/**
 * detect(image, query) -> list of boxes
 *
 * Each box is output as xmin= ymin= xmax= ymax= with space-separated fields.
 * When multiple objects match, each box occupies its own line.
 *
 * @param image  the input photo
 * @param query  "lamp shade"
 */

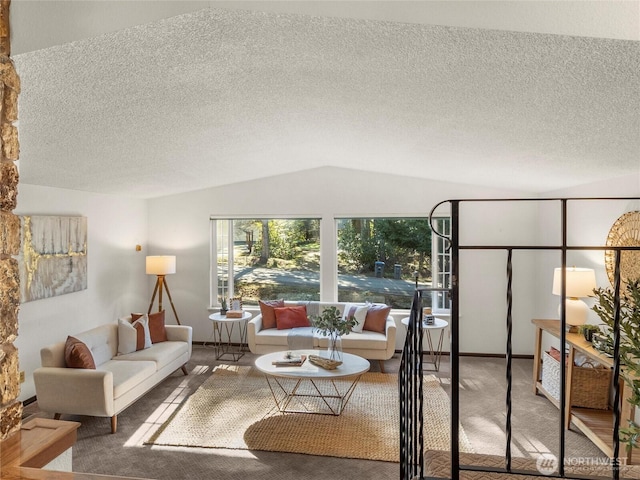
xmin=552 ymin=267 xmax=596 ymax=298
xmin=146 ymin=255 xmax=176 ymax=275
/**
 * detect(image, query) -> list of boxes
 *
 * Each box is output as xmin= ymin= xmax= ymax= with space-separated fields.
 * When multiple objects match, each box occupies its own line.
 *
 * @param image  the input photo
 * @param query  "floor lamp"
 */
xmin=146 ymin=255 xmax=181 ymax=325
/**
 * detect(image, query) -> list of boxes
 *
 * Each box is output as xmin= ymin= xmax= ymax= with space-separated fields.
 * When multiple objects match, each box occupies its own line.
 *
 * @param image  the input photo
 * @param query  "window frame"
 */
xmin=209 ymin=215 xmax=322 ymax=308
xmin=430 ymin=216 xmax=451 ymax=313
xmin=210 ymin=214 xmax=451 ymax=311
xmin=333 ymin=215 xmax=451 ymax=311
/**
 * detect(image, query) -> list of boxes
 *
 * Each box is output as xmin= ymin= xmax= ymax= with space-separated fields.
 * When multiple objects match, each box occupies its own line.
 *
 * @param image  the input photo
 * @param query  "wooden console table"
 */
xmin=532 ymin=319 xmax=636 ymax=463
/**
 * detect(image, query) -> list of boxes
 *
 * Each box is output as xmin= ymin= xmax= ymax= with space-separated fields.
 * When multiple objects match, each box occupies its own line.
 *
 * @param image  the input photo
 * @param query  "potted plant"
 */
xmin=592 ymin=278 xmax=640 ymax=450
xmin=219 ymin=297 xmax=228 ymax=315
xmin=310 ymin=306 xmax=357 ymax=362
xmin=578 ymin=324 xmax=600 ymax=343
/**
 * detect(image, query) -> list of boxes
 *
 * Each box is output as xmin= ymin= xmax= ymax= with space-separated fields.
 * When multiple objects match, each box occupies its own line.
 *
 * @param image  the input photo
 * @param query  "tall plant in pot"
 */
xmin=592 ymin=278 xmax=640 ymax=450
xmin=311 ymin=306 xmax=356 ymax=362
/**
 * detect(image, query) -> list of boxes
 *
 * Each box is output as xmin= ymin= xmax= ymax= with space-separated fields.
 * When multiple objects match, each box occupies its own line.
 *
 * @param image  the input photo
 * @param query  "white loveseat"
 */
xmin=34 ymin=318 xmax=192 ymax=433
xmin=247 ymin=301 xmax=396 ymax=372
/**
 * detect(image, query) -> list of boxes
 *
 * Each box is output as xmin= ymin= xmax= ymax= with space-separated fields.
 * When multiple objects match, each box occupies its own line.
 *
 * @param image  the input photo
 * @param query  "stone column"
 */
xmin=0 ymin=0 xmax=22 ymax=440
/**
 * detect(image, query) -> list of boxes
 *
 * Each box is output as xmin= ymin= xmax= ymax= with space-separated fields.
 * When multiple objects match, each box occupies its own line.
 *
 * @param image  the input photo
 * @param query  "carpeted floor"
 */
xmin=145 ymin=365 xmax=472 ymax=461
xmin=23 ymin=347 xmax=607 ymax=480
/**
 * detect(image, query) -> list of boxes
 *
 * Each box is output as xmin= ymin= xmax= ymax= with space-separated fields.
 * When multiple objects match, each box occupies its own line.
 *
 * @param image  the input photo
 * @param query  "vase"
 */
xmin=327 ymin=334 xmax=343 ymax=362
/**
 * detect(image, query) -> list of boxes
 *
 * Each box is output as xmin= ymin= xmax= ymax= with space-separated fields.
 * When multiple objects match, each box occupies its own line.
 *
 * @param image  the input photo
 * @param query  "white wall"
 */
xmin=15 ymin=184 xmax=148 ymax=400
xmin=147 ymin=166 xmax=539 ymax=355
xmin=535 ymin=174 xmax=640 ymax=352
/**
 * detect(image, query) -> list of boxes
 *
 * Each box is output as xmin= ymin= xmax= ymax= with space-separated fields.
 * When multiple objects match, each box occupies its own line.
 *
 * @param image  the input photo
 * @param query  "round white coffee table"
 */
xmin=401 ymin=316 xmax=448 ymax=372
xmin=207 ymin=311 xmax=252 ymax=361
xmin=255 ymin=350 xmax=370 ymax=415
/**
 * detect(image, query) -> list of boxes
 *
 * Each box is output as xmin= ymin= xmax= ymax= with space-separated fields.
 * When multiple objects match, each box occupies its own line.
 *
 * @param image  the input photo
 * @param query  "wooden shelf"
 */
xmin=532 ymin=319 xmax=637 ymax=464
xmin=571 ymin=408 xmax=617 ymax=458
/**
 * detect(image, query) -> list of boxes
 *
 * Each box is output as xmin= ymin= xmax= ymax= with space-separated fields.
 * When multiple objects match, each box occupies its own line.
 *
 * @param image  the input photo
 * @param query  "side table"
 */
xmin=207 ymin=311 xmax=252 ymax=361
xmin=401 ymin=316 xmax=448 ymax=372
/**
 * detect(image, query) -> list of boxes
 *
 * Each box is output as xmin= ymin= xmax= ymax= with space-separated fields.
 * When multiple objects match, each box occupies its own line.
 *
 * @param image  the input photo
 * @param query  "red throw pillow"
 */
xmin=274 ymin=305 xmax=310 ymax=330
xmin=259 ymin=299 xmax=285 ymax=329
xmin=132 ymin=311 xmax=167 ymax=343
xmin=548 ymin=346 xmax=568 ymax=365
xmin=64 ymin=336 xmax=96 ymax=369
xmin=363 ymin=304 xmax=391 ymax=334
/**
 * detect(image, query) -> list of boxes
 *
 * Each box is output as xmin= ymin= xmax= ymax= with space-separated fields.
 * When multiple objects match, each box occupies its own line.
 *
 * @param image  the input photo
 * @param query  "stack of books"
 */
xmin=272 ymin=353 xmax=307 ymax=367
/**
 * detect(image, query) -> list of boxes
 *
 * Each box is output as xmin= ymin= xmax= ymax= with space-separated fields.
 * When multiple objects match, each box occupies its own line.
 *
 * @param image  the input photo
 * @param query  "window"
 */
xmin=431 ymin=217 xmax=451 ymax=312
xmin=211 ymin=218 xmax=321 ymax=306
xmin=211 ymin=216 xmax=451 ymax=311
xmin=336 ymin=217 xmax=442 ymax=309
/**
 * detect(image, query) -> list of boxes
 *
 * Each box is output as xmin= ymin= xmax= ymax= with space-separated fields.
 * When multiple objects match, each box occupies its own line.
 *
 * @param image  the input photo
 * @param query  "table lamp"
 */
xmin=146 ymin=255 xmax=181 ymax=325
xmin=552 ymin=267 xmax=596 ymax=330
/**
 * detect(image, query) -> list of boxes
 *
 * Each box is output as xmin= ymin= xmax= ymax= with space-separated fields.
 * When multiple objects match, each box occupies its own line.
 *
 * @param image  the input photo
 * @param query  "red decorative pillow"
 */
xmin=274 ymin=306 xmax=310 ymax=330
xmin=259 ymin=299 xmax=285 ymax=329
xmin=548 ymin=346 xmax=568 ymax=365
xmin=133 ymin=311 xmax=167 ymax=343
xmin=64 ymin=336 xmax=96 ymax=369
xmin=363 ymin=304 xmax=391 ymax=334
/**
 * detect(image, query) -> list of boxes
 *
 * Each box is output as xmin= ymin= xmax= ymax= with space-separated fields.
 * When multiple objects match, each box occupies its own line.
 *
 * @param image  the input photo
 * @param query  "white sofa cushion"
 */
xmin=342 ymin=303 xmax=369 ymax=333
xmin=114 ymin=341 xmax=189 ymax=370
xmin=118 ymin=318 xmax=137 ymax=355
xmin=75 ymin=324 xmax=118 ymax=367
xmin=254 ymin=327 xmax=297 ymax=347
xmin=98 ymin=359 xmax=156 ymax=399
xmin=315 ymin=329 xmax=388 ymax=351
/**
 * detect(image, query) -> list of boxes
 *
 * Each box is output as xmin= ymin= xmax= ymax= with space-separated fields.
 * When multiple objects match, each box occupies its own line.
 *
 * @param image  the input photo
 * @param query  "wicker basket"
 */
xmin=541 ymin=351 xmax=612 ymax=410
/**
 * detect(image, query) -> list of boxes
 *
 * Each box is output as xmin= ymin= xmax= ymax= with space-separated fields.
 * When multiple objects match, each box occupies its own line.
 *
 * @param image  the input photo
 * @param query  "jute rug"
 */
xmin=145 ymin=364 xmax=474 ymax=462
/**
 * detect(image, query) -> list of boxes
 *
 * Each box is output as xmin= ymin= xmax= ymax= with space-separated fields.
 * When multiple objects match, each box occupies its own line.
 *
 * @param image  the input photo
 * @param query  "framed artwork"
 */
xmin=231 ymin=297 xmax=242 ymax=311
xmin=18 ymin=215 xmax=88 ymax=302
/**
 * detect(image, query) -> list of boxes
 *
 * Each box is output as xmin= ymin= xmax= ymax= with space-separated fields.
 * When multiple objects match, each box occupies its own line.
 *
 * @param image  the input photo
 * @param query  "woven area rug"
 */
xmin=145 ymin=364 xmax=473 ymax=462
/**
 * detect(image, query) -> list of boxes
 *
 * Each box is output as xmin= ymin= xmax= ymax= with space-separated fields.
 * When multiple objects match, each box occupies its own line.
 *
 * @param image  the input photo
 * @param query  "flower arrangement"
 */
xmin=310 ymin=306 xmax=356 ymax=337
xmin=310 ymin=306 xmax=356 ymax=361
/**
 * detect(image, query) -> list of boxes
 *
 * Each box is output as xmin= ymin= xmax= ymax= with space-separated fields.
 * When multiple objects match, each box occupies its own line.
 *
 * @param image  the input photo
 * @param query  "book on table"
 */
xmin=272 ymin=354 xmax=307 ymax=366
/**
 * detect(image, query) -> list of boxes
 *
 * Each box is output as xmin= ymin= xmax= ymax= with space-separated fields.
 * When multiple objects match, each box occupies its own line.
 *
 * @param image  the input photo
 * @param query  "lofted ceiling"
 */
xmin=11 ymin=1 xmax=640 ymax=199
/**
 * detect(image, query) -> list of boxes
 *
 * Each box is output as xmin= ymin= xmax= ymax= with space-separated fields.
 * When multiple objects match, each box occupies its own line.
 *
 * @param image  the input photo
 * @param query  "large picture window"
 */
xmin=211 ymin=218 xmax=321 ymax=306
xmin=336 ymin=217 xmax=442 ymax=309
xmin=211 ymin=216 xmax=450 ymax=311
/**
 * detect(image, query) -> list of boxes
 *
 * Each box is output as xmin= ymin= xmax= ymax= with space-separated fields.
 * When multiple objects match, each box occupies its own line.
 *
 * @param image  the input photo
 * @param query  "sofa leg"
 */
xmin=378 ymin=360 xmax=385 ymax=373
xmin=54 ymin=413 xmax=61 ymax=420
xmin=111 ymin=415 xmax=117 ymax=434
xmin=181 ymin=365 xmax=188 ymax=375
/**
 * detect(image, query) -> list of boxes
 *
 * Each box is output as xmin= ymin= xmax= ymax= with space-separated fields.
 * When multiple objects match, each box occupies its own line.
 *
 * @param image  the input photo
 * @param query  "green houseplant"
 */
xmin=578 ymin=324 xmax=600 ymax=343
xmin=592 ymin=278 xmax=640 ymax=449
xmin=219 ymin=297 xmax=228 ymax=315
xmin=310 ymin=306 xmax=357 ymax=361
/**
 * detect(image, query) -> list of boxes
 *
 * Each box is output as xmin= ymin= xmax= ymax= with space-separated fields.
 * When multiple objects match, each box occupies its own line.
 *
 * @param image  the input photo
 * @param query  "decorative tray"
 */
xmin=308 ymin=355 xmax=342 ymax=370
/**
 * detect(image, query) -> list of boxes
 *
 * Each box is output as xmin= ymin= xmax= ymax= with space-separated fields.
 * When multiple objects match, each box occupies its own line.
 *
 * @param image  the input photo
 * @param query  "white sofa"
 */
xmin=247 ymin=301 xmax=396 ymax=372
xmin=34 ymin=319 xmax=192 ymax=433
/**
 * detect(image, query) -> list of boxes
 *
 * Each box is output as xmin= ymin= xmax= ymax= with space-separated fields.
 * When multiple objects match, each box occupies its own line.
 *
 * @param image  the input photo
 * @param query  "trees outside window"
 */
xmin=336 ymin=218 xmax=435 ymax=309
xmin=212 ymin=218 xmax=321 ymax=306
xmin=211 ymin=216 xmax=450 ymax=311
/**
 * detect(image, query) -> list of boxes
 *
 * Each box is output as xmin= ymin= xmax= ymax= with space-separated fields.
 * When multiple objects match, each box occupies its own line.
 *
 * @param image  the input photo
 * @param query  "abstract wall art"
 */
xmin=18 ymin=215 xmax=87 ymax=302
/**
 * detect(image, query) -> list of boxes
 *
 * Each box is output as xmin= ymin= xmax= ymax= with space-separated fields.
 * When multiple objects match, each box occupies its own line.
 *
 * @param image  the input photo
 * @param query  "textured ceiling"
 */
xmin=13 ymin=5 xmax=640 ymax=198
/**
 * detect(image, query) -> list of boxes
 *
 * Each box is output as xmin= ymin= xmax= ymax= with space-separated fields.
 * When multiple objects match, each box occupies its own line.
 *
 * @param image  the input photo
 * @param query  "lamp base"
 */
xmin=557 ymin=297 xmax=588 ymax=329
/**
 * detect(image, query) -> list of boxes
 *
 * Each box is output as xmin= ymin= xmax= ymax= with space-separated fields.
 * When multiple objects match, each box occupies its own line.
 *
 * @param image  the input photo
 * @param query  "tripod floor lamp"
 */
xmin=146 ymin=255 xmax=181 ymax=325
